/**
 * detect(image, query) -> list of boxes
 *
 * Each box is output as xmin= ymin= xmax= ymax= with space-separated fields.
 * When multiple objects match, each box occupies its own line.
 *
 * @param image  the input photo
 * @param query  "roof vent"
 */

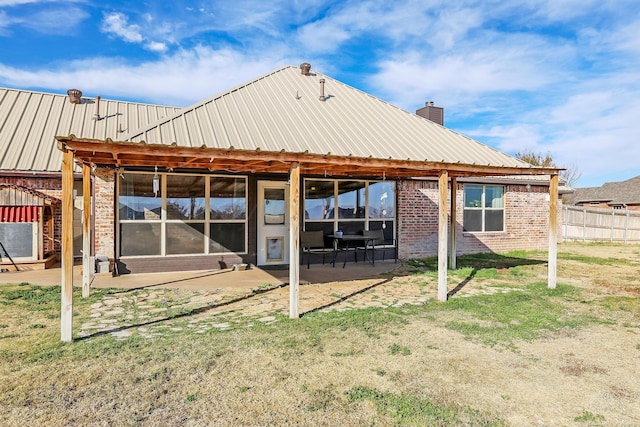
xmin=300 ymin=62 xmax=311 ymax=75
xmin=67 ymin=89 xmax=82 ymax=104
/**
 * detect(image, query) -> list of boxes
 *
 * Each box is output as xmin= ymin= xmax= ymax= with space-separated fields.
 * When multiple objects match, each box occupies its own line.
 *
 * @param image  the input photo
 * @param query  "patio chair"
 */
xmin=359 ymin=229 xmax=397 ymax=264
xmin=300 ymin=230 xmax=334 ymax=268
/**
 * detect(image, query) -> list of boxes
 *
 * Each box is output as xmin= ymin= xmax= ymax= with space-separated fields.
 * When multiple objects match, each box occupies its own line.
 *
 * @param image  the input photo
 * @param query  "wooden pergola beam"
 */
xmin=56 ymin=137 xmax=561 ymax=179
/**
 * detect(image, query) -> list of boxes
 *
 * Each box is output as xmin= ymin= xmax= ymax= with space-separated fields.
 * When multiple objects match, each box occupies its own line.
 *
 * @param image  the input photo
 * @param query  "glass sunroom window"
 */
xmin=166 ymin=175 xmax=205 ymax=220
xmin=118 ymin=173 xmax=161 ymax=220
xmin=119 ymin=172 xmax=247 ymax=257
xmin=210 ymin=177 xmax=246 ymax=254
xmin=463 ymin=184 xmax=504 ymax=232
xmin=304 ymin=179 xmax=395 ymax=241
xmin=211 ymin=177 xmax=246 ymax=220
xmin=368 ymin=181 xmax=395 ymax=219
xmin=338 ymin=181 xmax=366 ymax=219
xmin=304 ymin=180 xmax=335 ymax=220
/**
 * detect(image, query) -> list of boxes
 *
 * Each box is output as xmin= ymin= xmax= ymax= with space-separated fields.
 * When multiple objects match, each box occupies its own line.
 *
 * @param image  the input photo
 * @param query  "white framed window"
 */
xmin=117 ymin=171 xmax=247 ymax=257
xmin=463 ymin=184 xmax=505 ymax=232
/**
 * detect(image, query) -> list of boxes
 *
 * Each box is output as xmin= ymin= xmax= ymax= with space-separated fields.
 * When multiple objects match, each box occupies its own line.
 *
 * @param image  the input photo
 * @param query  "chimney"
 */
xmin=416 ymin=101 xmax=444 ymax=126
xmin=67 ymin=89 xmax=82 ymax=104
xmin=319 ymin=79 xmax=326 ymax=101
xmin=300 ymin=62 xmax=311 ymax=75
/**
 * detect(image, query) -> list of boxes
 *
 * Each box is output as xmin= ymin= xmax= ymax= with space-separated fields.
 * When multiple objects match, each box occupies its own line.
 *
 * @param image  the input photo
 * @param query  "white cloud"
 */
xmin=296 ymin=19 xmax=351 ymax=53
xmin=473 ymin=124 xmax=543 ymax=154
xmin=145 ymin=41 xmax=167 ymax=52
xmin=101 ymin=12 xmax=143 ymax=43
xmin=0 ymin=0 xmax=40 ymax=5
xmin=426 ymin=7 xmax=483 ymax=50
xmin=369 ymin=32 xmax=569 ymax=112
xmin=526 ymin=0 xmax=601 ymax=21
xmin=23 ymin=6 xmax=88 ymax=33
xmin=0 ymin=3 xmax=88 ymax=35
xmin=0 ymin=10 xmax=13 ymax=34
xmin=100 ymin=11 xmax=177 ymax=53
xmin=0 ymin=46 xmax=286 ymax=106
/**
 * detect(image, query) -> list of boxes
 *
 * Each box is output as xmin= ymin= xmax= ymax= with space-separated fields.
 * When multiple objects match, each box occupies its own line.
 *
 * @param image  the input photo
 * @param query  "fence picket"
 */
xmin=562 ymin=206 xmax=640 ymax=243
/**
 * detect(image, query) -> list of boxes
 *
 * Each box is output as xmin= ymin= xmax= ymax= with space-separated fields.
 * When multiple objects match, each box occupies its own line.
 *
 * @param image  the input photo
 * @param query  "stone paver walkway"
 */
xmin=77 ymin=272 xmax=439 ymax=339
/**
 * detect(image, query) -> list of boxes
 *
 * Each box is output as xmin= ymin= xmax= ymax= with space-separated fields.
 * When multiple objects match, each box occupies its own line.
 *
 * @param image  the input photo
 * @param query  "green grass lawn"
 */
xmin=1 ymin=242 xmax=639 ymax=426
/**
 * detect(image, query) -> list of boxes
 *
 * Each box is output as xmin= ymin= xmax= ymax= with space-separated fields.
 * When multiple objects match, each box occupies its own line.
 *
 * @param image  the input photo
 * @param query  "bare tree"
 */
xmin=515 ymin=150 xmax=581 ymax=188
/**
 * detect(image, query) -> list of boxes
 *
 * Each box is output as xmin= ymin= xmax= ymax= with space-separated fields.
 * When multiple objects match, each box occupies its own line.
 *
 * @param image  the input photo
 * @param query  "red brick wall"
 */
xmin=397 ymin=180 xmax=562 ymax=259
xmin=94 ymin=167 xmax=115 ymax=259
xmin=397 ymin=180 xmax=440 ymax=258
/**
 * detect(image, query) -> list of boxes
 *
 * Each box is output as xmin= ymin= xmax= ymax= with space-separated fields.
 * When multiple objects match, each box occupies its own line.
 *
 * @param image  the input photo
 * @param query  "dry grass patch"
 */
xmin=1 ymin=242 xmax=640 ymax=426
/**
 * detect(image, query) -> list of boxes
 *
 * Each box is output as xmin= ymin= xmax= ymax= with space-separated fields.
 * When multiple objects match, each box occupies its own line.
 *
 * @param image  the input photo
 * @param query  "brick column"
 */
xmin=93 ymin=167 xmax=115 ymax=260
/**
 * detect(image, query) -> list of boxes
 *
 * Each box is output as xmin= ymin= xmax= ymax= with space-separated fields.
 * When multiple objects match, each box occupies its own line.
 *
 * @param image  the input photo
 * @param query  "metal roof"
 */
xmin=0 ymin=87 xmax=181 ymax=173
xmin=126 ymin=65 xmax=532 ymax=170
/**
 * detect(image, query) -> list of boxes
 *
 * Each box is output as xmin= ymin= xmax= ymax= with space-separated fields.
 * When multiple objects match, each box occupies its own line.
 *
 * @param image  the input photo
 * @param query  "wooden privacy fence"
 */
xmin=563 ymin=206 xmax=640 ymax=243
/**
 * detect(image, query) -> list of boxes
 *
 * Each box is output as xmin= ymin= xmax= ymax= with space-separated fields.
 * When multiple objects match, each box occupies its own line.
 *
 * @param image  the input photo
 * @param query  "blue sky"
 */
xmin=1 ymin=0 xmax=639 ymax=187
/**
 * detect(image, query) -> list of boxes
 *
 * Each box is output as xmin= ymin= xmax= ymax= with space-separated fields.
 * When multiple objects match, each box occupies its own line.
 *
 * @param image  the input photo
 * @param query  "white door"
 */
xmin=257 ymin=181 xmax=289 ymax=266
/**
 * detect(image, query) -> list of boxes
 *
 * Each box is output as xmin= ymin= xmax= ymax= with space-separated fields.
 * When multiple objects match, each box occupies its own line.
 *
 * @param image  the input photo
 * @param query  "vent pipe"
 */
xmin=300 ymin=62 xmax=311 ymax=75
xmin=319 ymin=79 xmax=326 ymax=101
xmin=94 ymin=96 xmax=101 ymax=120
xmin=67 ymin=89 xmax=82 ymax=104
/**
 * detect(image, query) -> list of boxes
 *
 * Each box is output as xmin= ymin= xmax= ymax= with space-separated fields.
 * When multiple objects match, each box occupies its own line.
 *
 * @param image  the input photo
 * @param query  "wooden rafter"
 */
xmin=56 ymin=137 xmax=562 ymax=180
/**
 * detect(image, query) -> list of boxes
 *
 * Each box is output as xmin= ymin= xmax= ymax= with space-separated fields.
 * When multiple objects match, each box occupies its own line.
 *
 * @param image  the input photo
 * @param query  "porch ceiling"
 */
xmin=56 ymin=136 xmax=560 ymax=179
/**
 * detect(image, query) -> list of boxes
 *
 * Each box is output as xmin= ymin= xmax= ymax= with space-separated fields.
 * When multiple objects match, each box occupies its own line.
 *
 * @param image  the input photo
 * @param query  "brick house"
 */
xmin=3 ymin=64 xmax=562 ymax=276
xmin=566 ymin=176 xmax=640 ymax=211
xmin=0 ymin=87 xmax=180 ymax=269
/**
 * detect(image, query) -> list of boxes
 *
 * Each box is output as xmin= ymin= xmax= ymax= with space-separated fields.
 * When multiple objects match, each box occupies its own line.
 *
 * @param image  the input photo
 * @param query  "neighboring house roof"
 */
xmin=125 ymin=65 xmax=532 ymax=170
xmin=567 ymin=176 xmax=640 ymax=206
xmin=0 ymin=87 xmax=181 ymax=173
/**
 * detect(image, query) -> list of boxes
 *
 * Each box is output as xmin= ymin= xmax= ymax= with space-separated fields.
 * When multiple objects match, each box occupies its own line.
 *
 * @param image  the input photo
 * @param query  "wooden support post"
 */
xmin=548 ymin=174 xmax=558 ymax=289
xmin=82 ymin=164 xmax=91 ymax=298
xmin=438 ymin=170 xmax=449 ymax=301
xmin=61 ymin=149 xmax=74 ymax=342
xmin=449 ymin=177 xmax=457 ymax=270
xmin=289 ymin=162 xmax=300 ymax=319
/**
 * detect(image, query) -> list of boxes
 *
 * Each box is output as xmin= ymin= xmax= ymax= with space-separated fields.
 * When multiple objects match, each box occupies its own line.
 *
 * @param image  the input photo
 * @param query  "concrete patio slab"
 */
xmin=0 ymin=260 xmax=401 ymax=291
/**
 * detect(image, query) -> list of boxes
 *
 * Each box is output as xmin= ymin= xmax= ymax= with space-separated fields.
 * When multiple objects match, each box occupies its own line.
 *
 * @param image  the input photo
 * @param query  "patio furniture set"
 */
xmin=300 ymin=229 xmax=397 ymax=269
